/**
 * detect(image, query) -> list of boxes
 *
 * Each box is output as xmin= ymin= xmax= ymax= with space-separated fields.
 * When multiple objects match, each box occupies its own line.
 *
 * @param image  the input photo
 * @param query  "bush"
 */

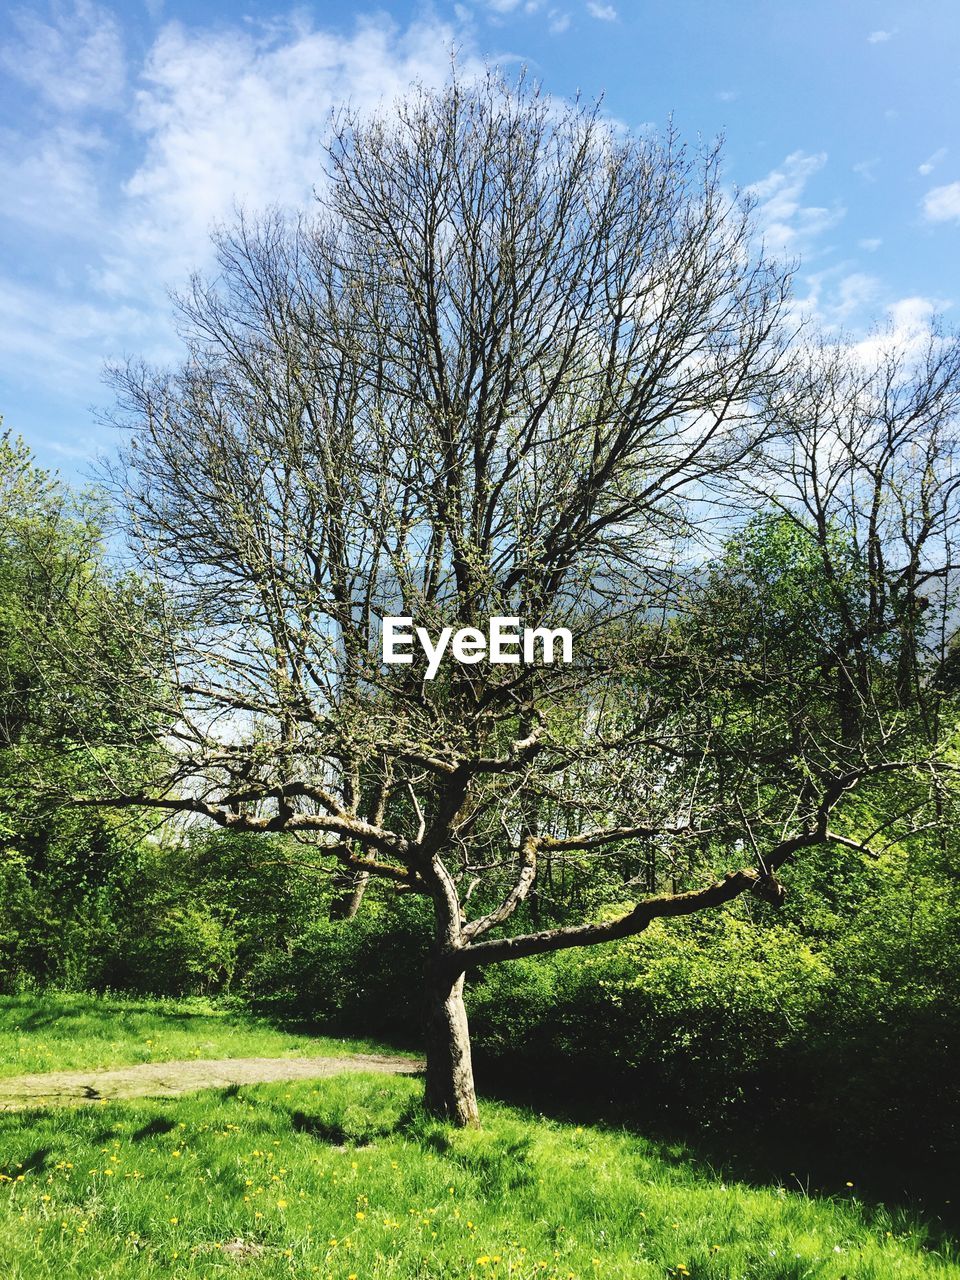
xmin=245 ymin=895 xmax=431 ymax=1042
xmin=122 ymin=904 xmax=238 ymax=994
xmin=255 ymin=884 xmax=959 ymax=1183
xmin=468 ymin=913 xmax=833 ymax=1119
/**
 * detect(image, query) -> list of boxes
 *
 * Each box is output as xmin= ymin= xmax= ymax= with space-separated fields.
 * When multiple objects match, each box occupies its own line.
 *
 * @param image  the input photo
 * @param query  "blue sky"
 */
xmin=1 ymin=0 xmax=959 ymax=479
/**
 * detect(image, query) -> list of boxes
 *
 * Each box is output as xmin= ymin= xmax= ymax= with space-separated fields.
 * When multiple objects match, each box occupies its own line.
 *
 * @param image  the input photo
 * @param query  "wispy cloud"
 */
xmin=858 ymin=237 xmax=882 ymax=252
xmin=0 ymin=273 xmax=161 ymax=392
xmin=852 ymin=157 xmax=879 ymax=183
xmin=866 ymin=29 xmax=893 ymax=44
xmin=1 ymin=0 xmax=126 ymax=111
xmin=122 ymin=16 xmax=464 ymax=279
xmin=0 ymin=122 xmax=108 ymax=237
xmin=918 ymin=147 xmax=947 ymax=177
xmin=746 ymin=151 xmax=844 ymax=254
xmin=586 ymin=2 xmax=617 ymax=20
xmin=922 ymin=182 xmax=960 ymax=224
xmin=716 ymin=89 xmax=738 ymax=103
xmin=851 ymin=295 xmax=949 ymax=367
xmin=478 ymin=0 xmax=555 ymax=20
xmin=794 ymin=266 xmax=882 ymax=332
xmin=792 ymin=268 xmax=948 ymax=356
xmin=11 ymin=11 xmax=469 ymax=287
xmin=831 ymin=271 xmax=882 ymax=320
xmin=0 ymin=8 xmax=474 ymax=457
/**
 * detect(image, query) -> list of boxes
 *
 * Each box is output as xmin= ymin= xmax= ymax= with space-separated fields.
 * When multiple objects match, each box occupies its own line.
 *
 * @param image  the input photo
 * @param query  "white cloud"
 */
xmin=480 ymin=0 xmax=563 ymax=16
xmin=887 ymin=296 xmax=943 ymax=330
xmin=0 ymin=123 xmax=107 ymax=236
xmin=746 ymin=151 xmax=844 ymax=254
xmin=792 ymin=266 xmax=882 ymax=333
xmin=0 ymin=273 xmax=160 ymax=391
xmin=716 ymin=89 xmax=738 ymax=103
xmin=867 ymin=29 xmax=893 ymax=43
xmin=850 ymin=295 xmax=948 ymax=367
xmin=918 ymin=147 xmax=947 ymax=176
xmin=0 ymin=9 xmax=475 ymax=457
xmin=832 ymin=272 xmax=882 ymax=319
xmin=748 ymin=150 xmax=822 ymax=203
xmin=858 ymin=237 xmax=882 ymax=252
xmin=0 ymin=0 xmax=126 ymax=111
xmin=119 ymin=14 xmax=470 ymax=281
xmin=922 ymin=181 xmax=960 ymax=224
xmin=852 ymin=157 xmax=879 ymax=183
xmin=587 ymin=2 xmax=618 ymax=19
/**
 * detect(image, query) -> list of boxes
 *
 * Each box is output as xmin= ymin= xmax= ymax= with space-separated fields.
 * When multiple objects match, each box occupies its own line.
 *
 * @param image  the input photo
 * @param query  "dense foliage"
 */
xmin=1 ymin=433 xmax=958 ymax=1188
xmin=0 ymin=431 xmax=164 ymax=987
xmin=243 ymin=855 xmax=960 ymax=1190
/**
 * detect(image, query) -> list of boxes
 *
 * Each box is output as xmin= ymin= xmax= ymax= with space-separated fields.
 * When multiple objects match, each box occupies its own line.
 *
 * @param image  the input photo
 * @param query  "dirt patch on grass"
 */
xmin=0 ymin=1053 xmax=424 ymax=1111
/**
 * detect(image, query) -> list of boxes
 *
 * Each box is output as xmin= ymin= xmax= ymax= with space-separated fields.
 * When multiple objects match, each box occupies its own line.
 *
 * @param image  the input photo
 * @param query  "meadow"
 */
xmin=1 ymin=994 xmax=958 ymax=1279
xmin=0 ymin=992 xmax=393 ymax=1079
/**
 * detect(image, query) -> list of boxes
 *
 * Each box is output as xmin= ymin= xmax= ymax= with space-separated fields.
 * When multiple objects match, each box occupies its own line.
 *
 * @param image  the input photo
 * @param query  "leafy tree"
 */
xmin=0 ymin=429 xmax=162 ymax=987
xmin=96 ymin=75 xmax=959 ymax=1125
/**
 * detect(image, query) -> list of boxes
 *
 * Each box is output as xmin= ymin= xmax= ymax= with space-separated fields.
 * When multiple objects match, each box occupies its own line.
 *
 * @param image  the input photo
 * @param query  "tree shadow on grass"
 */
xmin=130 ymin=1117 xmax=177 ymax=1143
xmin=474 ymin=1059 xmax=960 ymax=1254
xmin=0 ymin=1146 xmax=51 ymax=1179
xmin=288 ymin=1093 xmax=422 ymax=1149
xmin=290 ymin=1109 xmax=370 ymax=1146
xmin=241 ymin=1003 xmax=960 ymax=1249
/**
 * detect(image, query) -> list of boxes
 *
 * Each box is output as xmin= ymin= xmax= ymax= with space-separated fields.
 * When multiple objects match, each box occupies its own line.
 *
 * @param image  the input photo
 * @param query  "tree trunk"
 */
xmin=423 ymin=959 xmax=480 ymax=1127
xmin=328 ymin=869 xmax=370 ymax=920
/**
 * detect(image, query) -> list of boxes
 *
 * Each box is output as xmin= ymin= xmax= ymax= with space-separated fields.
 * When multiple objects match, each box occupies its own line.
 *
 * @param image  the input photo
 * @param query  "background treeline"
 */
xmin=2 ymin=428 xmax=958 ymax=1190
xmin=4 ymin=825 xmax=958 ymax=1190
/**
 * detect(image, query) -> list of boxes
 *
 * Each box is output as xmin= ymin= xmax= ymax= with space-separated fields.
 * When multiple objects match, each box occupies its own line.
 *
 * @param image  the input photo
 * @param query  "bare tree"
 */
xmin=92 ymin=74 xmax=958 ymax=1126
xmin=763 ymin=330 xmax=960 ymax=727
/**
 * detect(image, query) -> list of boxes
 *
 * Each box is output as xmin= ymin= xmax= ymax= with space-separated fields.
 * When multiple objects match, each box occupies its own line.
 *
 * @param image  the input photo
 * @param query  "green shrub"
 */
xmin=122 ymin=904 xmax=238 ymax=994
xmin=245 ymin=895 xmax=431 ymax=1040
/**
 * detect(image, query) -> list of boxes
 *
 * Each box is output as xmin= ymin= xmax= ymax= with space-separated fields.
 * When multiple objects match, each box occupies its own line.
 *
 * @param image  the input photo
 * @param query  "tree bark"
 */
xmin=423 ymin=958 xmax=480 ymax=1128
xmin=328 ymin=869 xmax=370 ymax=920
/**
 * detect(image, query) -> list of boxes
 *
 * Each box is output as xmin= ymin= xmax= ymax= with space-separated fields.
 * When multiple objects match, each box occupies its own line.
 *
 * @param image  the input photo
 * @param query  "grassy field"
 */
xmin=1 ymin=993 xmax=958 ymax=1278
xmin=0 ymin=992 xmax=394 ymax=1078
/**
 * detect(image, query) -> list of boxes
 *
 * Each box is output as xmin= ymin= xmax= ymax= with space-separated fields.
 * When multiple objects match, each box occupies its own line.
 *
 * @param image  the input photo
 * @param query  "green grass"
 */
xmin=1 ymin=1073 xmax=957 ymax=1279
xmin=1 ymin=994 xmax=957 ymax=1277
xmin=0 ymin=992 xmax=399 ymax=1078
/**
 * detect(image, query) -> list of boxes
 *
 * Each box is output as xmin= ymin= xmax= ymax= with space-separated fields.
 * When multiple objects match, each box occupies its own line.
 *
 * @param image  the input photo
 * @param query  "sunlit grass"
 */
xmin=1 ymin=1073 xmax=957 ymax=1279
xmin=0 ymin=991 xmax=398 ymax=1078
xmin=1 ymin=994 xmax=956 ymax=1276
